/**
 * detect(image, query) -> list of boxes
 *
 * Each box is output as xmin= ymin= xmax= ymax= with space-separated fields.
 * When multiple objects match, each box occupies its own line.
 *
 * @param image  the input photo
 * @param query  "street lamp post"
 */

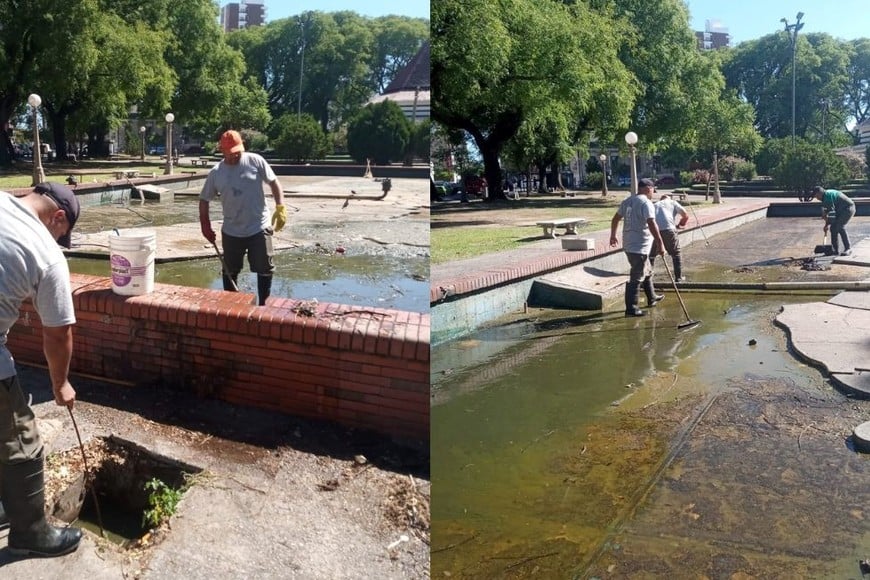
xmin=781 ymin=12 xmax=804 ymax=147
xmin=297 ymin=19 xmax=306 ymax=118
xmin=599 ymin=153 xmax=608 ymax=197
xmin=28 ymin=93 xmax=45 ymax=186
xmin=140 ymin=126 xmax=146 ymax=162
xmin=164 ymin=113 xmax=174 ymax=175
xmin=625 ymin=131 xmax=638 ymax=194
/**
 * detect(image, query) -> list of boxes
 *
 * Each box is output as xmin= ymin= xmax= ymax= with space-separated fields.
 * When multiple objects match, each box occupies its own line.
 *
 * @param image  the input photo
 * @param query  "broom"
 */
xmin=813 ymin=231 xmax=833 ymax=255
xmin=662 ymin=258 xmax=701 ymax=330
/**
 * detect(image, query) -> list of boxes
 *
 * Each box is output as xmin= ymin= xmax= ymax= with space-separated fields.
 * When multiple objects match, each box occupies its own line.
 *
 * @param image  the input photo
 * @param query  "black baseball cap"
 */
xmin=35 ymin=182 xmax=80 ymax=248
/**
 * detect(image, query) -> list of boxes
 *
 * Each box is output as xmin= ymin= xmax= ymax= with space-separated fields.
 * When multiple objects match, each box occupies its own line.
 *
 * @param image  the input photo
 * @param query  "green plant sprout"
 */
xmin=142 ymin=477 xmax=185 ymax=529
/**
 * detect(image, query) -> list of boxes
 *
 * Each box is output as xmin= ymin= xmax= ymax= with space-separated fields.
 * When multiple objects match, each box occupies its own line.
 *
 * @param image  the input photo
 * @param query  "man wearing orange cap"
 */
xmin=199 ymin=130 xmax=286 ymax=305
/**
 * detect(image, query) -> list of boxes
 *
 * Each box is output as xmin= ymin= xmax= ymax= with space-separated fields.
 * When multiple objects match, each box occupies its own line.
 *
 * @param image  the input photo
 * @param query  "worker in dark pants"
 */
xmin=0 ymin=182 xmax=83 ymax=557
xmin=610 ymin=178 xmax=665 ymax=317
xmin=649 ymin=193 xmax=690 ymax=282
xmin=813 ymin=186 xmax=856 ymax=256
xmin=199 ymin=130 xmax=286 ymax=305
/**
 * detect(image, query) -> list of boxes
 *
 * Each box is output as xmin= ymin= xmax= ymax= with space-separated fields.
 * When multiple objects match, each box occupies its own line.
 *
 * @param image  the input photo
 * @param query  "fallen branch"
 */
xmin=431 ymin=534 xmax=476 ymax=554
xmin=504 ymin=551 xmax=560 ymax=571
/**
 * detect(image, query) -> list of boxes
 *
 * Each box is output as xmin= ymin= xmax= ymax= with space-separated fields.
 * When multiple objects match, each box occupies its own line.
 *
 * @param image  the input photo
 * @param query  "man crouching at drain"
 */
xmin=0 ymin=182 xmax=83 ymax=557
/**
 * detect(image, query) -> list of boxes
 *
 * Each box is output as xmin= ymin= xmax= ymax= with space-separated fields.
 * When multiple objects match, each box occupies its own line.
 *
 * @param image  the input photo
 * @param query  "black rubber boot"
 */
xmin=0 ymin=500 xmax=9 ymax=531
xmin=2 ymin=455 xmax=82 ymax=557
xmin=257 ymin=274 xmax=273 ymax=306
xmin=222 ymin=273 xmax=239 ymax=292
xmin=643 ymin=277 xmax=664 ymax=307
xmin=624 ymin=281 xmax=644 ymax=317
xmin=672 ymin=254 xmax=683 ymax=281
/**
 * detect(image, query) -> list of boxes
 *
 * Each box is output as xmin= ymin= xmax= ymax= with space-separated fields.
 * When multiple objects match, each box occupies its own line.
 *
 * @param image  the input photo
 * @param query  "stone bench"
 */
xmin=536 ymin=217 xmax=587 ymax=238
xmin=191 ymin=158 xmax=214 ymax=167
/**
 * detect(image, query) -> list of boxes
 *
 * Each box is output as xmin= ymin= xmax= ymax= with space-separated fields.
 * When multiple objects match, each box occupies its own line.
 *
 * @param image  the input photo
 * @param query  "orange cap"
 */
xmin=219 ymin=130 xmax=245 ymax=154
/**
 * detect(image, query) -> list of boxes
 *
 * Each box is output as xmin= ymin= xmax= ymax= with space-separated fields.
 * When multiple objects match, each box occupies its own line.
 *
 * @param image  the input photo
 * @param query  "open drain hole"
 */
xmin=47 ymin=435 xmax=203 ymax=548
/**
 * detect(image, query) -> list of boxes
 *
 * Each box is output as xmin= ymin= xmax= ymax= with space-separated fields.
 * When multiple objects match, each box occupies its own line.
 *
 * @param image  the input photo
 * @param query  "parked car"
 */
xmin=149 ymin=145 xmax=166 ymax=155
xmin=655 ymin=175 xmax=678 ymax=187
xmin=617 ymin=175 xmax=631 ymax=187
xmin=435 ymin=181 xmax=462 ymax=196
xmin=465 ymin=176 xmax=487 ymax=197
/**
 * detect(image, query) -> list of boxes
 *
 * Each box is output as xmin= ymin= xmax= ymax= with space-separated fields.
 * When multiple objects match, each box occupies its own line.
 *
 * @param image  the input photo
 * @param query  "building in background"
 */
xmin=695 ymin=19 xmax=730 ymax=50
xmin=368 ymin=41 xmax=430 ymax=123
xmin=220 ymin=0 xmax=266 ymax=32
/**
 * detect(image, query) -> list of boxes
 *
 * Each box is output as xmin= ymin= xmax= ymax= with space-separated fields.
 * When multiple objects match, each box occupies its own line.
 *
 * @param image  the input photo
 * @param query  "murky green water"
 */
xmin=431 ymin=293 xmax=870 ymax=578
xmin=67 ymin=196 xmax=429 ymax=312
xmin=69 ymin=252 xmax=428 ymax=312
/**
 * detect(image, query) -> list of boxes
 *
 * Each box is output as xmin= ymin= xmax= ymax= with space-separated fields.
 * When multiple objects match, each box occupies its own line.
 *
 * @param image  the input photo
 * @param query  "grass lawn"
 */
xmin=430 ymin=194 xmax=625 ymax=264
xmin=0 ymin=161 xmax=169 ymax=190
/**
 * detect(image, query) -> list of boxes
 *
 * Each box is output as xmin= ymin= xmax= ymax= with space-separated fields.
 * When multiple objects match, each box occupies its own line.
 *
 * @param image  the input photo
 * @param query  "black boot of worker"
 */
xmin=643 ymin=278 xmax=664 ymax=307
xmin=0 ymin=500 xmax=9 ymax=531
xmin=257 ymin=274 xmax=273 ymax=306
xmin=624 ymin=281 xmax=644 ymax=317
xmin=672 ymin=254 xmax=684 ymax=281
xmin=222 ymin=273 xmax=239 ymax=292
xmin=2 ymin=455 xmax=82 ymax=557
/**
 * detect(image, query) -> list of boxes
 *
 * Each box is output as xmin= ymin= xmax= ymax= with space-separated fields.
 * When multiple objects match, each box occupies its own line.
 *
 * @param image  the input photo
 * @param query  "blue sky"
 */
xmin=687 ymin=0 xmax=868 ymax=45
xmin=265 ymin=0 xmax=429 ymax=21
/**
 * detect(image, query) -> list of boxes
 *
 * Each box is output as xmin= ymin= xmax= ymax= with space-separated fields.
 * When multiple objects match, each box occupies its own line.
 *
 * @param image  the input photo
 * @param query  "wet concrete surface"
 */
xmin=64 ymin=176 xmax=430 ymax=312
xmin=431 ymin=213 xmax=870 ymax=578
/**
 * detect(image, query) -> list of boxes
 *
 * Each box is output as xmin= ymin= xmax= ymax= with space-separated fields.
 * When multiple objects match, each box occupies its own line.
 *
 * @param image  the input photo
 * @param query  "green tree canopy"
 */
xmin=347 ymin=100 xmax=410 ymax=164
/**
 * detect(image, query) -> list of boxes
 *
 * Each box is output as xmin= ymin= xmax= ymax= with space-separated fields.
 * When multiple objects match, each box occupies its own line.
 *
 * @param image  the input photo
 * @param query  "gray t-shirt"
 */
xmin=199 ymin=152 xmax=278 ymax=237
xmin=618 ymin=193 xmax=655 ymax=254
xmin=654 ymin=198 xmax=685 ymax=231
xmin=0 ymin=193 xmax=76 ymax=380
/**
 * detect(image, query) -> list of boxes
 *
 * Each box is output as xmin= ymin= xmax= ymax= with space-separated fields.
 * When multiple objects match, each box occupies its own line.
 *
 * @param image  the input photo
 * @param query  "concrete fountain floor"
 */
xmin=431 ymin=216 xmax=870 ymax=578
xmin=67 ymin=176 xmax=430 ymax=262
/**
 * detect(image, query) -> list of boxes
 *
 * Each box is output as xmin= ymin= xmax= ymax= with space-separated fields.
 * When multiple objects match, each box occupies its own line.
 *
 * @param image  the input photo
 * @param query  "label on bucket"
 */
xmin=111 ymin=254 xmax=135 ymax=287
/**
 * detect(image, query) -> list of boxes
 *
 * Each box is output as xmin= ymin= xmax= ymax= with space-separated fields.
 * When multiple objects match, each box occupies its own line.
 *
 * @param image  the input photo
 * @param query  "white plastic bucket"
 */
xmin=109 ymin=230 xmax=156 ymax=295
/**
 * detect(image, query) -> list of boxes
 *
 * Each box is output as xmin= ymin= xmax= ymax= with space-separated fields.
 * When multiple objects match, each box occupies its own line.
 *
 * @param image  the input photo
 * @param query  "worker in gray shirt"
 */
xmin=610 ymin=178 xmax=665 ymax=317
xmin=649 ymin=193 xmax=689 ymax=282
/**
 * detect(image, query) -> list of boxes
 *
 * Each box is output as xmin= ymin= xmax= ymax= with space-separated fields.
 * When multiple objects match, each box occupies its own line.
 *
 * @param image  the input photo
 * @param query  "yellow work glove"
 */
xmin=271 ymin=205 xmax=287 ymax=232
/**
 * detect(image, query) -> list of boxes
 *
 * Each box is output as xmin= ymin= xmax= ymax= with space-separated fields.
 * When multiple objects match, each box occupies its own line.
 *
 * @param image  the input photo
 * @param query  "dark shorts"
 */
xmin=0 ymin=375 xmax=43 ymax=463
xmin=221 ymin=229 xmax=275 ymax=276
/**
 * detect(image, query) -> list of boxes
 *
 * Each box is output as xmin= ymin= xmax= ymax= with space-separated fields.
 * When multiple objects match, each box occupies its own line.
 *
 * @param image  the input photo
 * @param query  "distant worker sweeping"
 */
xmin=649 ymin=193 xmax=690 ymax=282
xmin=199 ymin=130 xmax=286 ymax=305
xmin=812 ymin=185 xmax=855 ymax=256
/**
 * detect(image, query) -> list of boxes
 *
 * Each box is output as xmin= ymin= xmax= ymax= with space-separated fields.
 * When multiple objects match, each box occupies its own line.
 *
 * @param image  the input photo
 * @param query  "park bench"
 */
xmin=191 ymin=157 xmax=214 ymax=167
xmin=536 ymin=217 xmax=587 ymax=238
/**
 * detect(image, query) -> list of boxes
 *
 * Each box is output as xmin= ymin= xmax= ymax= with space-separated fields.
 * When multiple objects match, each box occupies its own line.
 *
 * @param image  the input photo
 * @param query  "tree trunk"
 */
xmin=712 ymin=149 xmax=722 ymax=204
xmin=481 ymin=145 xmax=503 ymax=201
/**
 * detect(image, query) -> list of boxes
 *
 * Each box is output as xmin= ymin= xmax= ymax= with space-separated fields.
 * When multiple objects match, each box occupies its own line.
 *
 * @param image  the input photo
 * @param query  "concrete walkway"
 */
xmin=432 ymin=194 xmax=870 ymax=399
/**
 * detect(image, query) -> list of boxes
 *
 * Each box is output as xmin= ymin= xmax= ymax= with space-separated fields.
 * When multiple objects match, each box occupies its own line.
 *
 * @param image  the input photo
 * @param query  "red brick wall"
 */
xmin=8 ymin=274 xmax=430 ymax=442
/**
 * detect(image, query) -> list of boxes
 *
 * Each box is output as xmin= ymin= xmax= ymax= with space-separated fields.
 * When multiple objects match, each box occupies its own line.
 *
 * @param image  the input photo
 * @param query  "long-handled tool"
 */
xmin=662 ymin=258 xmax=701 ymax=330
xmin=210 ymin=240 xmax=240 ymax=292
xmin=685 ymin=201 xmax=710 ymax=247
xmin=814 ymin=231 xmax=833 ymax=255
xmin=53 ymin=407 xmax=105 ymax=537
